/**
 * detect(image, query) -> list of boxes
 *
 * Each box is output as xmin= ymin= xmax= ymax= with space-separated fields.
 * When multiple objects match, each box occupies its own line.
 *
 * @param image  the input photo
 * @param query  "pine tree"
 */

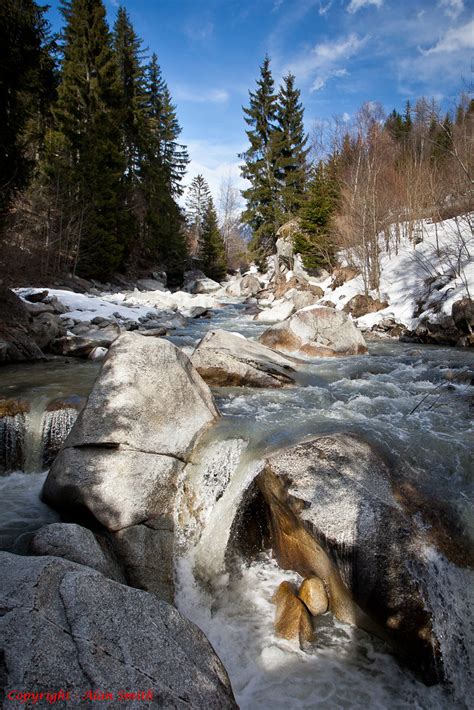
xmin=240 ymin=56 xmax=282 ymax=261
xmin=200 ymin=199 xmax=227 ymax=281
xmin=275 ymin=73 xmax=308 ymax=215
xmin=113 ymin=6 xmax=147 ymax=185
xmin=0 ymin=0 xmax=55 ymax=222
xmin=185 ymin=174 xmax=212 ymax=257
xmin=296 ymin=158 xmax=339 ymax=270
xmin=53 ymin=0 xmax=128 ymax=279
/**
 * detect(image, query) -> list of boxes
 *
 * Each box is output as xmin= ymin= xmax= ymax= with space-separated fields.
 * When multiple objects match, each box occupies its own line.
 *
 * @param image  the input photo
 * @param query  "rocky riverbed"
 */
xmin=0 ymin=262 xmax=473 ymax=709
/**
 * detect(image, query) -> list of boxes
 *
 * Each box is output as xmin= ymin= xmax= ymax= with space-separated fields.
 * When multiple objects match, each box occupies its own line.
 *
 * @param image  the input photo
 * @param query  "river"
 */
xmin=0 ymin=303 xmax=472 ymax=708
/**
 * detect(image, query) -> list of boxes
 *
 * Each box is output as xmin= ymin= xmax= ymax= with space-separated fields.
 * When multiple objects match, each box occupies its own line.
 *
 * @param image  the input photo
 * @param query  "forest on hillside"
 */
xmin=1 ymin=0 xmax=472 ymax=290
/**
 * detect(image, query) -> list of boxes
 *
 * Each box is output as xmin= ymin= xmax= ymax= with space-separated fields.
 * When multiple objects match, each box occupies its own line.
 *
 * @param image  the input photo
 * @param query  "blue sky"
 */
xmin=46 ymin=0 xmax=473 ymax=200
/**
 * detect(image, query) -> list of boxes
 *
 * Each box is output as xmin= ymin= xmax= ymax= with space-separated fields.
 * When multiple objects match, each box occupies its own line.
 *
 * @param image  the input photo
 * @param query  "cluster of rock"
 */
xmin=401 ymin=296 xmax=474 ymax=347
xmin=272 ymin=576 xmax=328 ymax=647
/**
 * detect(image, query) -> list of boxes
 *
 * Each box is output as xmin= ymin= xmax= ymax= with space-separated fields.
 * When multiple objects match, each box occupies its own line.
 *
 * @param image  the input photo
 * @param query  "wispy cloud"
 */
xmin=175 ymin=87 xmax=230 ymax=104
xmin=438 ymin=0 xmax=464 ymax=19
xmin=287 ymin=32 xmax=368 ymax=91
xmin=182 ymin=139 xmax=248 ymax=202
xmin=183 ymin=19 xmax=214 ymax=42
xmin=420 ymin=19 xmax=473 ymax=54
xmin=347 ymin=0 xmax=383 ymax=13
xmin=318 ymin=1 xmax=333 ymax=15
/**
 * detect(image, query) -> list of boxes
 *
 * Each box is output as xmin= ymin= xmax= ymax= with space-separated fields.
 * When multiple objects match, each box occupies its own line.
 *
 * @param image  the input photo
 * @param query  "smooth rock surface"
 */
xmin=0 ymin=553 xmax=237 ymax=709
xmin=259 ymin=306 xmax=368 ymax=356
xmin=272 ymin=580 xmax=314 ymax=646
xmin=254 ymin=300 xmax=295 ymax=324
xmin=191 ymin=329 xmax=296 ymax=388
xmin=298 ymin=576 xmax=328 ymax=616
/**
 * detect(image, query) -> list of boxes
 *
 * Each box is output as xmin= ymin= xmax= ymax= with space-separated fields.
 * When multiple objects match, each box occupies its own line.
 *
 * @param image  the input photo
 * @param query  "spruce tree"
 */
xmin=200 ymin=199 xmax=227 ymax=281
xmin=240 ymin=56 xmax=282 ymax=261
xmin=275 ymin=73 xmax=308 ymax=216
xmin=296 ymin=159 xmax=338 ymax=270
xmin=185 ymin=174 xmax=212 ymax=257
xmin=0 ymin=0 xmax=55 ymax=222
xmin=54 ymin=0 xmax=128 ymax=279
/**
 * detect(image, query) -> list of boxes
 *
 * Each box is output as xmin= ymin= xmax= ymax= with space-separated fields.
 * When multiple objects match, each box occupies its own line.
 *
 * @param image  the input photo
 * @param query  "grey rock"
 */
xmin=192 ymin=329 xmax=296 ymax=388
xmin=31 ymin=312 xmax=63 ymax=350
xmin=0 ymin=288 xmax=43 ymax=363
xmin=0 ymin=552 xmax=237 ymax=709
xmin=136 ymin=278 xmax=166 ymax=292
xmin=30 ymin=523 xmax=125 ymax=583
xmin=259 ymin=306 xmax=368 ymax=357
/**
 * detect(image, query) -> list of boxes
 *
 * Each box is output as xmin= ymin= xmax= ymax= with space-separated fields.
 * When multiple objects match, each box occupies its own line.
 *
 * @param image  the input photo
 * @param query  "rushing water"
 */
xmin=0 ymin=305 xmax=472 ymax=708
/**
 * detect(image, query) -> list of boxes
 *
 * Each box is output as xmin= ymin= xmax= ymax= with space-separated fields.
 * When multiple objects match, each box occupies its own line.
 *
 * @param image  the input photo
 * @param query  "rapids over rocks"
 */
xmin=0 ymin=302 xmax=472 ymax=708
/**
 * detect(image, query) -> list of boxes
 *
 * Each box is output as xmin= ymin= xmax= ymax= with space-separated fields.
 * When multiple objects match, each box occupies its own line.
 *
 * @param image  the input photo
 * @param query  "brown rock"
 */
xmin=272 ymin=581 xmax=314 ymax=646
xmin=452 ymin=297 xmax=473 ymax=334
xmin=298 ymin=576 xmax=328 ymax=616
xmin=330 ymin=266 xmax=360 ymax=290
xmin=343 ymin=294 xmax=388 ymax=319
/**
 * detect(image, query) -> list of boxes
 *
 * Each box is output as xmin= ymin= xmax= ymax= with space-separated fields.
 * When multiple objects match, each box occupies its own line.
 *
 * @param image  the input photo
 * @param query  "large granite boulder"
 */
xmin=191 ymin=329 xmax=296 ymax=388
xmin=0 ymin=552 xmax=236 ymax=709
xmin=259 ymin=306 xmax=367 ymax=356
xmin=254 ymin=300 xmax=295 ymax=324
xmin=43 ymin=333 xmax=219 ymax=600
xmin=246 ymin=434 xmax=471 ymax=683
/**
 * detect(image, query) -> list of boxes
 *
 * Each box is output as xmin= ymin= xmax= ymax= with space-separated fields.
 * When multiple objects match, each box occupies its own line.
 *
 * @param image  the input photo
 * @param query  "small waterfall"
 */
xmin=0 ymin=396 xmax=84 ymax=473
xmin=41 ymin=404 xmax=80 ymax=468
xmin=0 ymin=401 xmax=28 ymax=473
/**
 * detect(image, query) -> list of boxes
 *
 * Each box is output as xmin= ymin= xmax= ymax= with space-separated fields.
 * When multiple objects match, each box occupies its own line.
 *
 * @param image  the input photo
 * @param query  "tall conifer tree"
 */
xmin=54 ymin=0 xmax=128 ymax=278
xmin=275 ymin=72 xmax=308 ymax=216
xmin=200 ymin=199 xmax=227 ymax=281
xmin=240 ymin=56 xmax=282 ymax=260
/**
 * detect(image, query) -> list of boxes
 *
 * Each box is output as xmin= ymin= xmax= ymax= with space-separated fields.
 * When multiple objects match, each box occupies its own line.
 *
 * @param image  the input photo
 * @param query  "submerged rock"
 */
xmin=259 ymin=306 xmax=368 ymax=357
xmin=191 ymin=329 xmax=296 ymax=388
xmin=0 ymin=552 xmax=237 ymax=709
xmin=272 ymin=580 xmax=314 ymax=647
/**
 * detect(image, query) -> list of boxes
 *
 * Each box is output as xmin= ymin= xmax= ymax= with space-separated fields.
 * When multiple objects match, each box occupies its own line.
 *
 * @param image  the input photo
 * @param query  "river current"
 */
xmin=0 ymin=302 xmax=472 ymax=708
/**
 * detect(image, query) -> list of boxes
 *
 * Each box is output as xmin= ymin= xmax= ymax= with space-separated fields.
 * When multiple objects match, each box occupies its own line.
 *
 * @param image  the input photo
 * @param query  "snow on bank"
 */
xmin=15 ymin=286 xmax=227 ymax=324
xmin=315 ymin=215 xmax=473 ymax=331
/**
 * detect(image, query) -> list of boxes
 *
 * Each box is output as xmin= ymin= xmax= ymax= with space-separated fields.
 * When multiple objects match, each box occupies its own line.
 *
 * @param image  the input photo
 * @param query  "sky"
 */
xmin=45 ymin=0 xmax=473 ymax=202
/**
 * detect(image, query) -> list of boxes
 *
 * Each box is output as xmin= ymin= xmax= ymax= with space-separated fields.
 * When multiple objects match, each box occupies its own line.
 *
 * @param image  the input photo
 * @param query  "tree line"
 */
xmin=0 ymin=0 xmax=228 ymax=286
xmin=240 ymin=57 xmax=474 ymax=291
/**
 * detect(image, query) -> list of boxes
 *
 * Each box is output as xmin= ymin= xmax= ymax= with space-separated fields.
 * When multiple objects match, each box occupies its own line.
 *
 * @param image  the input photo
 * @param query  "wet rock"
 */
xmin=255 ymin=300 xmax=295 ymax=324
xmin=88 ymin=345 xmax=108 ymax=360
xmin=330 ymin=266 xmax=361 ymax=290
xmin=259 ymin=306 xmax=368 ymax=357
xmin=23 ymin=301 xmax=55 ymax=316
xmin=191 ymin=329 xmax=296 ymax=388
xmin=186 ymin=306 xmax=209 ymax=319
xmin=452 ymin=297 xmax=473 ymax=334
xmin=41 ymin=396 xmax=85 ymax=468
xmin=24 ymin=289 xmax=49 ymax=303
xmin=50 ymin=334 xmax=111 ymax=358
xmin=0 ymin=552 xmax=237 ymax=709
xmin=256 ymin=434 xmax=460 ymax=683
xmin=343 ymin=294 xmax=388 ymax=319
xmin=272 ymin=580 xmax=314 ymax=646
xmin=298 ymin=576 xmax=328 ymax=616
xmin=137 ymin=327 xmax=166 ymax=337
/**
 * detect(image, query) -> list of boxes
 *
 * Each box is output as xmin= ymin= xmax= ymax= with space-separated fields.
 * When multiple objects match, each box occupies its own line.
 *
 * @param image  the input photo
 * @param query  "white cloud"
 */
xmin=438 ymin=0 xmax=464 ymax=19
xmin=318 ymin=1 xmax=333 ymax=15
xmin=174 ymin=87 xmax=230 ymax=104
xmin=342 ymin=112 xmax=351 ymax=123
xmin=287 ymin=32 xmax=367 ymax=91
xmin=347 ymin=0 xmax=383 ymax=13
xmin=420 ymin=19 xmax=474 ymax=54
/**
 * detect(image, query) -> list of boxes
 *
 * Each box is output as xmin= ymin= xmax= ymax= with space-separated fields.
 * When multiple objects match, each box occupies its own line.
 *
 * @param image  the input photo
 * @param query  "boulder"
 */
xmin=23 ymin=300 xmax=55 ymax=316
xmin=272 ymin=580 xmax=314 ymax=646
xmin=330 ymin=266 xmax=361 ymax=290
xmin=240 ymin=274 xmax=261 ymax=297
xmin=0 ymin=288 xmax=43 ymax=363
xmin=31 ymin=312 xmax=63 ymax=350
xmin=253 ymin=433 xmax=470 ymax=683
xmin=284 ymin=288 xmax=321 ymax=311
xmin=298 ymin=576 xmax=328 ymax=616
xmin=254 ymin=300 xmax=295 ymax=324
xmin=191 ymin=329 xmax=296 ymax=388
xmin=88 ymin=345 xmax=108 ymax=360
xmin=0 ymin=553 xmax=237 ymax=708
xmin=24 ymin=289 xmax=49 ymax=303
xmin=259 ymin=306 xmax=368 ymax=357
xmin=43 ymin=334 xmax=219 ymax=599
xmin=30 ymin=523 xmax=125 ymax=583
xmin=343 ymin=294 xmax=389 ymax=319
xmin=136 ymin=278 xmax=166 ymax=292
xmin=452 ymin=297 xmax=473 ymax=334
xmin=50 ymin=334 xmax=112 ymax=358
